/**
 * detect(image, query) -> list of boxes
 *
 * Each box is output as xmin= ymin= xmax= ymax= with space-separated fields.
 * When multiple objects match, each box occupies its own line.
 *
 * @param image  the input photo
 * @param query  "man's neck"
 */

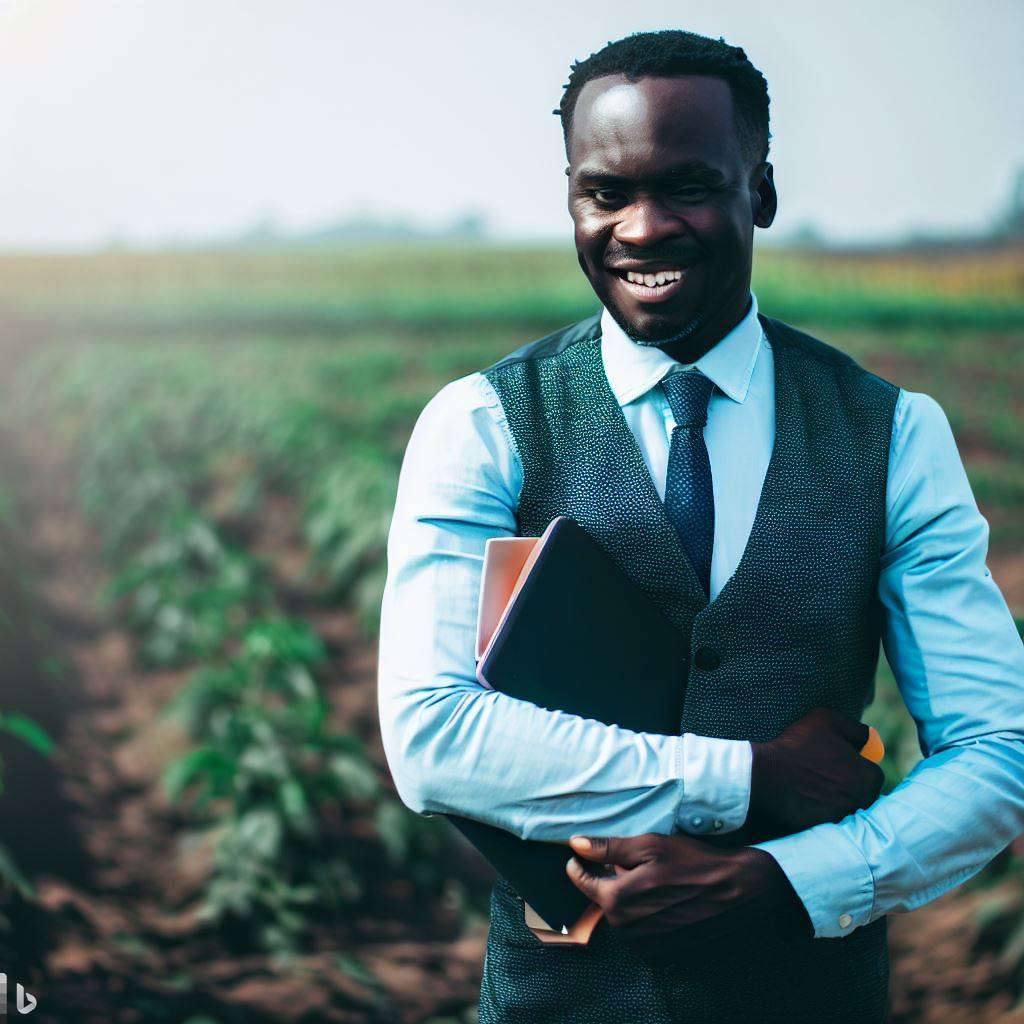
xmin=641 ymin=293 xmax=753 ymax=365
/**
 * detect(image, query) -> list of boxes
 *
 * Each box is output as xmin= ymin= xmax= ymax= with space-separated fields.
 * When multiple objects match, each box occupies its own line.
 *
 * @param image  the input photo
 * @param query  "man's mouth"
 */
xmin=609 ymin=264 xmax=696 ymax=304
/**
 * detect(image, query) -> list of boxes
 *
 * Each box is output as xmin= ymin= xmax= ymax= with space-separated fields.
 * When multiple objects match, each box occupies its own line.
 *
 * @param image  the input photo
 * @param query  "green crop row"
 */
xmin=18 ymin=367 xmax=449 ymax=953
xmin=20 ymin=341 xmax=409 ymax=637
xmin=0 ymin=477 xmax=56 ymax=927
xmin=1 ymin=245 xmax=1022 ymax=334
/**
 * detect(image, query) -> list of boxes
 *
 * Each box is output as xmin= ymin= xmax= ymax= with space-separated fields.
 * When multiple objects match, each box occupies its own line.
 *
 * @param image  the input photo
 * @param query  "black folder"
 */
xmin=442 ymin=515 xmax=689 ymax=935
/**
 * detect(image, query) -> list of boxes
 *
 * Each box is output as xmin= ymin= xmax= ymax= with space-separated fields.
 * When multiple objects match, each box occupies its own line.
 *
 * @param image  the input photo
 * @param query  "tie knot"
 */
xmin=659 ymin=369 xmax=716 ymax=428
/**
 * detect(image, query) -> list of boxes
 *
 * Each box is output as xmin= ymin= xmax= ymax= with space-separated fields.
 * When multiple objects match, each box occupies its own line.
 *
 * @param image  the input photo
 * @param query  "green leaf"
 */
xmin=0 ymin=713 xmax=54 ymax=755
xmin=373 ymin=801 xmax=411 ymax=863
xmin=163 ymin=746 xmax=236 ymax=803
xmin=234 ymin=808 xmax=283 ymax=860
xmin=0 ymin=842 xmax=34 ymax=898
xmin=329 ymin=751 xmax=379 ymax=802
xmin=278 ymin=779 xmax=313 ymax=832
xmin=334 ymin=951 xmax=383 ymax=990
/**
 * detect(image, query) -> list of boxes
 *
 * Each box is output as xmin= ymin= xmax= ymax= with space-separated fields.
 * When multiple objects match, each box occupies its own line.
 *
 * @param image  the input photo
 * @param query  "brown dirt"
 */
xmin=990 ymin=555 xmax=1024 ymax=617
xmin=888 ymin=877 xmax=1024 ymax=1023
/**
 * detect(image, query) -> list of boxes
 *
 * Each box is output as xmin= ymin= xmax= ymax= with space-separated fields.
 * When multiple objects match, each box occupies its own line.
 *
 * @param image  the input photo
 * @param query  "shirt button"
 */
xmin=693 ymin=645 xmax=721 ymax=671
xmin=838 ymin=913 xmax=853 ymax=929
xmin=713 ymin=819 xmax=724 ymax=831
xmin=691 ymin=816 xmax=704 ymax=829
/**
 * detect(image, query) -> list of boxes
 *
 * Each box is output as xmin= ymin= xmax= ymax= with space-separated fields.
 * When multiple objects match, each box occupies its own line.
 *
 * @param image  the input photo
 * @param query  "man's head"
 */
xmin=556 ymin=30 xmax=777 ymax=355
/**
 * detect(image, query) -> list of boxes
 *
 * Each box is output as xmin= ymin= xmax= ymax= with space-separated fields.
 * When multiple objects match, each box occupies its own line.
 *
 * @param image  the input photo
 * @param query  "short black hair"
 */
xmin=555 ymin=30 xmax=771 ymax=170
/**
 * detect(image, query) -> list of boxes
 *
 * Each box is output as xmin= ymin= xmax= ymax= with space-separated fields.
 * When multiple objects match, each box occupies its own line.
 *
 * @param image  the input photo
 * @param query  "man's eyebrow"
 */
xmin=574 ymin=160 xmax=726 ymax=184
xmin=661 ymin=161 xmax=726 ymax=180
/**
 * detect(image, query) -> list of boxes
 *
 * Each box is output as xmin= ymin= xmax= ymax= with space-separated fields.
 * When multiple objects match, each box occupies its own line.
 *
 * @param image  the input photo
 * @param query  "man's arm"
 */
xmin=753 ymin=387 xmax=1024 ymax=938
xmin=377 ymin=371 xmax=751 ymax=842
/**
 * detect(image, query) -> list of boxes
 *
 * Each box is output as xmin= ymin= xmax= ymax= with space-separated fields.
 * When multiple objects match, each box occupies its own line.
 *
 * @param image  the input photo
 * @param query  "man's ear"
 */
xmin=753 ymin=162 xmax=777 ymax=229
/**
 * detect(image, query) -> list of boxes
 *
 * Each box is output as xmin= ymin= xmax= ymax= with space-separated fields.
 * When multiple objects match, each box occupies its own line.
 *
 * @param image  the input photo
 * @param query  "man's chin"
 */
xmin=608 ymin=303 xmax=707 ymax=349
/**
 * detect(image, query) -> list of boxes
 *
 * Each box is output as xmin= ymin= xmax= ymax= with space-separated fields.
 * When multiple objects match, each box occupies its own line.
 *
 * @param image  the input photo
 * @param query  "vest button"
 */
xmin=693 ymin=646 xmax=721 ymax=671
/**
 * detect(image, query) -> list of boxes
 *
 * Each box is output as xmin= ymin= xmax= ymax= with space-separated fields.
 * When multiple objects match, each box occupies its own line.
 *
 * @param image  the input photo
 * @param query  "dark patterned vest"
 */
xmin=475 ymin=310 xmax=900 ymax=1024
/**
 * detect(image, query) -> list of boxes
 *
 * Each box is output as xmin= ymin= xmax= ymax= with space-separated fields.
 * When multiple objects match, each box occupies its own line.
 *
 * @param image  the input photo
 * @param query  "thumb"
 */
xmin=569 ymin=835 xmax=607 ymax=862
xmin=825 ymin=710 xmax=870 ymax=750
xmin=569 ymin=834 xmax=651 ymax=868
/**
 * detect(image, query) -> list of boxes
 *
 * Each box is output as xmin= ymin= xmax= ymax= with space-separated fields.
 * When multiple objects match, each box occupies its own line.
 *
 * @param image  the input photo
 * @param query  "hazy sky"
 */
xmin=0 ymin=0 xmax=1021 ymax=249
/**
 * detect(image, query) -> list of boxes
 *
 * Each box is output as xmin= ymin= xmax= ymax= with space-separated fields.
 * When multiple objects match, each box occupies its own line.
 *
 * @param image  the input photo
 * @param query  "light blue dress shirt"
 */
xmin=377 ymin=290 xmax=1024 ymax=939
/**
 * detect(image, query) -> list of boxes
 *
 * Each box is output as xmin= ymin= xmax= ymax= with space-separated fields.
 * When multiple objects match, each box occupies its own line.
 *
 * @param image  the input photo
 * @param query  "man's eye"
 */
xmin=671 ymin=184 xmax=711 ymax=201
xmin=591 ymin=188 xmax=626 ymax=206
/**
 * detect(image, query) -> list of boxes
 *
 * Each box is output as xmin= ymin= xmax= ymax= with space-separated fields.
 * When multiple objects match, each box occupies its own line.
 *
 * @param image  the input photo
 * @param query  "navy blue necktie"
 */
xmin=659 ymin=368 xmax=716 ymax=599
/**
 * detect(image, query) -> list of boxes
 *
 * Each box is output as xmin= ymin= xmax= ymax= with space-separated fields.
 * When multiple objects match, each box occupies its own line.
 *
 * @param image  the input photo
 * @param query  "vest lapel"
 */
xmin=577 ymin=313 xmax=805 ymax=630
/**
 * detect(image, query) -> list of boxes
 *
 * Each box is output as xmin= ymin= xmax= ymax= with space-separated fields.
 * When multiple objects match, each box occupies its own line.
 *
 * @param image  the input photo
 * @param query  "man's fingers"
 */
xmin=568 ymin=834 xmax=658 ymax=868
xmin=565 ymin=835 xmax=659 ymax=913
xmin=859 ymin=761 xmax=886 ymax=805
xmin=835 ymin=714 xmax=871 ymax=751
xmin=566 ymin=854 xmax=620 ymax=905
xmin=811 ymin=707 xmax=869 ymax=750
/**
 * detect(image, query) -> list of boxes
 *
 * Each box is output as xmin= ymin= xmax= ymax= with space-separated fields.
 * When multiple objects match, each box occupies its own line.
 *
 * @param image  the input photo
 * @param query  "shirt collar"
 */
xmin=600 ymin=291 xmax=763 ymax=408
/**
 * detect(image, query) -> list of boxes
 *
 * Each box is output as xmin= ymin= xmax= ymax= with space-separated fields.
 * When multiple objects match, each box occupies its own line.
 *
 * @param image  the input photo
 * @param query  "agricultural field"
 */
xmin=0 ymin=240 xmax=1022 ymax=1023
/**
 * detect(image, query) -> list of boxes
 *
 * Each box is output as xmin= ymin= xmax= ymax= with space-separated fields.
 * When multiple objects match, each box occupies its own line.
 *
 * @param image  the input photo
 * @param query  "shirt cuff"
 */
xmin=673 ymin=734 xmax=752 ymax=835
xmin=753 ymin=823 xmax=876 ymax=938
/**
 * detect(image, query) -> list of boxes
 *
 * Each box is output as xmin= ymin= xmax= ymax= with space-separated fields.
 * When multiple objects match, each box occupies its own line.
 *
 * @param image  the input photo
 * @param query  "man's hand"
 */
xmin=750 ymin=707 xmax=885 ymax=832
xmin=565 ymin=833 xmax=812 ymax=966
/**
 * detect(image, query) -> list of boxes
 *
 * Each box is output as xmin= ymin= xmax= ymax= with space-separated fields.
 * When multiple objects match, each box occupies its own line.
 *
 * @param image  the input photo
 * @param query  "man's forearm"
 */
xmin=753 ymin=733 xmax=1024 ymax=938
xmin=378 ymin=629 xmax=751 ymax=841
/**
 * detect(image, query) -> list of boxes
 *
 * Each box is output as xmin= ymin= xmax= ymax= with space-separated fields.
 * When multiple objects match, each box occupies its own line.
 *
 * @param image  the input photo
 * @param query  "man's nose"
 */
xmin=612 ymin=196 xmax=684 ymax=249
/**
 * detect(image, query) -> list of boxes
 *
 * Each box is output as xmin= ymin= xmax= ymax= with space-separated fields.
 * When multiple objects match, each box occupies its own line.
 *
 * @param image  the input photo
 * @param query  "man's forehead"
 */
xmin=568 ymin=73 xmax=739 ymax=167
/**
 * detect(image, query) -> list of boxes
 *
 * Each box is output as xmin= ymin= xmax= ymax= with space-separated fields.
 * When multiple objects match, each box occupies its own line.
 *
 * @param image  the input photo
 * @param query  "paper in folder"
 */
xmin=442 ymin=515 xmax=691 ymax=943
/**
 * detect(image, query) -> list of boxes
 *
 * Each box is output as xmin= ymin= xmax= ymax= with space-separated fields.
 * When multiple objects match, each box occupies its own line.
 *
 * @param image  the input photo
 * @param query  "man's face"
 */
xmin=566 ymin=74 xmax=777 ymax=349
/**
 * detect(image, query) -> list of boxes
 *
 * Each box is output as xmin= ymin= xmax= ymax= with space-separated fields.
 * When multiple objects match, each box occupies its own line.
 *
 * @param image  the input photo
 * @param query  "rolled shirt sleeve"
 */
xmin=754 ymin=388 xmax=1024 ymax=938
xmin=377 ymin=371 xmax=752 ymax=842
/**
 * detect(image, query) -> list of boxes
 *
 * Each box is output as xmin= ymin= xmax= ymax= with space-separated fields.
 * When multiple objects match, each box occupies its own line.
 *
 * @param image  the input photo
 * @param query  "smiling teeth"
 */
xmin=626 ymin=270 xmax=683 ymax=286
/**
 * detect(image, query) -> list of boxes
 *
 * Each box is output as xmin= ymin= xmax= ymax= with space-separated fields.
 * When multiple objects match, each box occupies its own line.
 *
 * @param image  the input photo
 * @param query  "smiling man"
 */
xmin=377 ymin=29 xmax=1024 ymax=1024
xmin=568 ymin=71 xmax=765 ymax=361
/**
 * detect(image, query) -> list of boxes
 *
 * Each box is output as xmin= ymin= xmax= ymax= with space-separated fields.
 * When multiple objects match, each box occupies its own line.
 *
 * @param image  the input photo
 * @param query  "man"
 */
xmin=376 ymin=29 xmax=1024 ymax=1024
